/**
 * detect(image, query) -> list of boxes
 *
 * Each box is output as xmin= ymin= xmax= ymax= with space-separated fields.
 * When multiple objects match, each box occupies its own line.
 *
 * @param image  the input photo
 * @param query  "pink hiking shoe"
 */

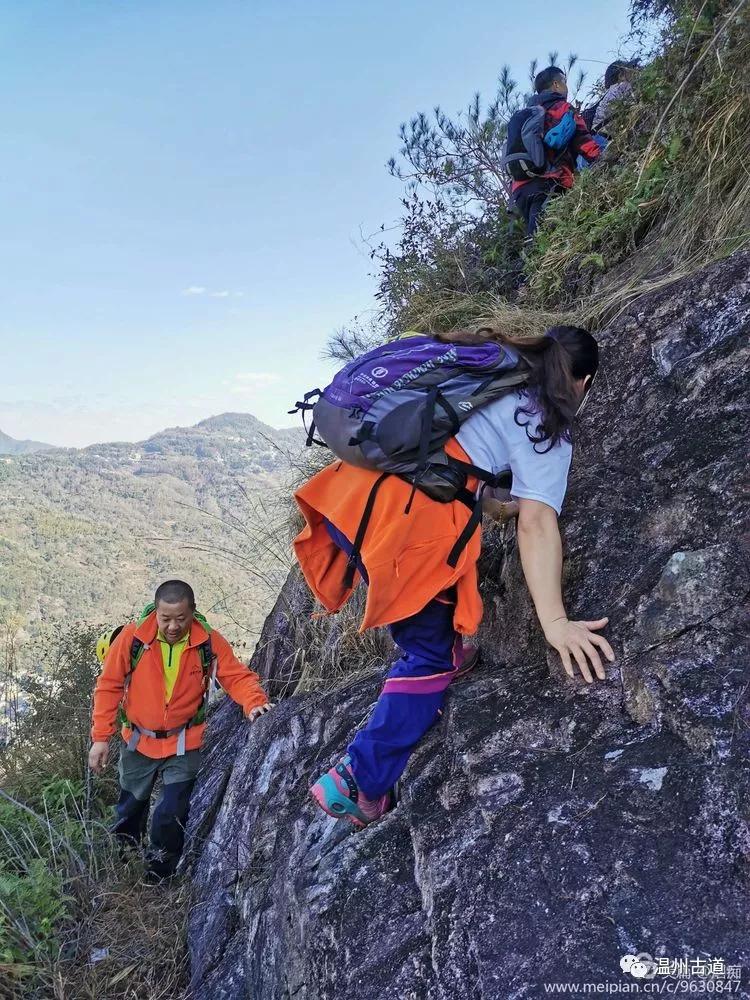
xmin=310 ymin=755 xmax=393 ymax=829
xmin=453 ymin=642 xmax=481 ymax=681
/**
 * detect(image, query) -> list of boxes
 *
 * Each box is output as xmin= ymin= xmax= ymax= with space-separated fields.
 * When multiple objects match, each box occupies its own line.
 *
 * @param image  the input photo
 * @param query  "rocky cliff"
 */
xmin=184 ymin=253 xmax=750 ymax=998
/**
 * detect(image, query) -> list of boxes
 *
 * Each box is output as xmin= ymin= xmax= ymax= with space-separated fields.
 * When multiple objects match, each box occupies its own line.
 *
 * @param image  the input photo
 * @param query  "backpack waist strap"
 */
xmin=448 ymin=458 xmax=512 ymax=491
xmin=124 ymin=716 xmax=203 ymax=757
xmin=447 ymin=465 xmax=514 ymax=569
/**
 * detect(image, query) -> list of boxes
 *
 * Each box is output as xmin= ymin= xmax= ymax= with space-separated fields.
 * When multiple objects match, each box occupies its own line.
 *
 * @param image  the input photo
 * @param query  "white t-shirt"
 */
xmin=455 ymin=389 xmax=573 ymax=515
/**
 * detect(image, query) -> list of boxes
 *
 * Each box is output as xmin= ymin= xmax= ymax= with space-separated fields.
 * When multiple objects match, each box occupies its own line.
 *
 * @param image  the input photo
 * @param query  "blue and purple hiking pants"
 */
xmin=324 ymin=518 xmax=462 ymax=799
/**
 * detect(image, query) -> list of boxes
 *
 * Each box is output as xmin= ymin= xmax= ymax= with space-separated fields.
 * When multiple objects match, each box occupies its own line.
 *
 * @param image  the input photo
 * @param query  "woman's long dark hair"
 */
xmin=435 ymin=323 xmax=599 ymax=450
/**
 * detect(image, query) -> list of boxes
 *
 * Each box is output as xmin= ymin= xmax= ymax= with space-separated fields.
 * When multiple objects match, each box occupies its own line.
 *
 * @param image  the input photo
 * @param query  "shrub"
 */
xmin=525 ymin=0 xmax=750 ymax=319
xmin=364 ymin=1 xmax=749 ymax=335
xmin=375 ymin=55 xmax=586 ymax=336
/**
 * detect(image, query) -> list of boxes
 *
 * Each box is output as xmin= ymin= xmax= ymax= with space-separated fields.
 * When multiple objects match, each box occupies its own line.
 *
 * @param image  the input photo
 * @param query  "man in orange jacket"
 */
xmin=89 ymin=578 xmax=271 ymax=879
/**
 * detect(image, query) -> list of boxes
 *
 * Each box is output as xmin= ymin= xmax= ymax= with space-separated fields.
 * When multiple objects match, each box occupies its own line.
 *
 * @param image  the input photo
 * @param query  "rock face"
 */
xmin=185 ymin=253 xmax=750 ymax=999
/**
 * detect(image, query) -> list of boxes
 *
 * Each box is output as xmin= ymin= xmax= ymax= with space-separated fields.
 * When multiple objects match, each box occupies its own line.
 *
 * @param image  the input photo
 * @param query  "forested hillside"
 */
xmin=0 ymin=413 xmax=302 ymax=644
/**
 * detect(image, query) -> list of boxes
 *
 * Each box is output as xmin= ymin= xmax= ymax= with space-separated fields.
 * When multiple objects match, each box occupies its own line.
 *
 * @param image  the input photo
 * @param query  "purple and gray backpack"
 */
xmin=291 ymin=333 xmax=530 ymax=582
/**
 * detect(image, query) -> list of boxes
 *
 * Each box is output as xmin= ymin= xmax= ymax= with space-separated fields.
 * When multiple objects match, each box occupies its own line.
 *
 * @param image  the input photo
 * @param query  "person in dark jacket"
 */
xmin=513 ymin=65 xmax=602 ymax=236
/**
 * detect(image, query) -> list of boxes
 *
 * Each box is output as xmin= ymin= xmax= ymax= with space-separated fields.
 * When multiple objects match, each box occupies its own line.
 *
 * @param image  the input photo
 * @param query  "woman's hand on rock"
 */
xmin=542 ymin=617 xmax=614 ymax=683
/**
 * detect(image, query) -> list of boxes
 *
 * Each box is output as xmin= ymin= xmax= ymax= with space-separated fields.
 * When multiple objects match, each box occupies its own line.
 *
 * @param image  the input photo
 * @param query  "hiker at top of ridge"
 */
xmin=291 ymin=326 xmax=614 ymax=830
xmin=502 ymin=65 xmax=601 ymax=236
xmin=89 ymin=579 xmax=272 ymax=880
xmin=592 ymin=60 xmax=637 ymax=135
xmin=578 ymin=60 xmax=638 ymax=169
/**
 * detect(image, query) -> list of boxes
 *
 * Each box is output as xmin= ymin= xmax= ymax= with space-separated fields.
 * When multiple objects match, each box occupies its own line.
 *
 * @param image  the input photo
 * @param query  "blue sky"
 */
xmin=0 ymin=0 xmax=632 ymax=447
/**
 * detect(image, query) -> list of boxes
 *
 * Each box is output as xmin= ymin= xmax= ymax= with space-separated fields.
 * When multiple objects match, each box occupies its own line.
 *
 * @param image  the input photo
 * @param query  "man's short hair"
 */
xmin=154 ymin=579 xmax=196 ymax=609
xmin=535 ymin=65 xmax=566 ymax=93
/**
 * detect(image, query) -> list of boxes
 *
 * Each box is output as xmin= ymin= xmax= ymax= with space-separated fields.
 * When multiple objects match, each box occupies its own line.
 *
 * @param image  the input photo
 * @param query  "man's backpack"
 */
xmin=290 ymin=334 xmax=530 ymax=581
xmin=501 ymin=105 xmax=577 ymax=182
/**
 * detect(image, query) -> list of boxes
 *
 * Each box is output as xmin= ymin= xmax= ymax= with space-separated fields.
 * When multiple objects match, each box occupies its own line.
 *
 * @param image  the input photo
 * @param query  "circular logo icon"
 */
xmin=458 ymin=401 xmax=473 ymax=412
xmin=371 ymin=366 xmax=388 ymax=378
xmin=621 ymin=953 xmax=657 ymax=980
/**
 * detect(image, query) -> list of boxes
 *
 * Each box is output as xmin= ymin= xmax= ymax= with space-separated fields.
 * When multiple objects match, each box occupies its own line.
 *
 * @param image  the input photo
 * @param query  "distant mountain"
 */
xmin=79 ymin=411 xmax=303 ymax=484
xmin=0 ymin=429 xmax=53 ymax=455
xmin=0 ymin=413 xmax=305 ymax=647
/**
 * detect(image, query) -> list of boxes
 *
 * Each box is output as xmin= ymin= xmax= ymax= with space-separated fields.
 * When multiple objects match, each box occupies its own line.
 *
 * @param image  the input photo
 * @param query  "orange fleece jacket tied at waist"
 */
xmin=293 ymin=439 xmax=484 ymax=635
xmin=91 ymin=611 xmax=269 ymax=759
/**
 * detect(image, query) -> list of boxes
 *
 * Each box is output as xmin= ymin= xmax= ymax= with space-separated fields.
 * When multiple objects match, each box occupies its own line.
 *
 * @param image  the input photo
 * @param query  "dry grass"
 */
xmin=290 ymin=586 xmax=394 ymax=696
xmin=584 ymin=96 xmax=750 ymax=327
xmin=394 ymin=289 xmax=574 ymax=337
xmin=245 ymin=563 xmax=393 ymax=701
xmin=0 ymin=784 xmax=191 ymax=1000
xmin=53 ymin=874 xmax=189 ymax=1000
xmin=468 ymin=300 xmax=576 ymax=339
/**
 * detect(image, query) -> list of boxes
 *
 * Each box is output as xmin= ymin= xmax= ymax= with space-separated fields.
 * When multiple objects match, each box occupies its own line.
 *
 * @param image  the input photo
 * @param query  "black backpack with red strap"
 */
xmin=502 ymin=104 xmax=577 ymax=182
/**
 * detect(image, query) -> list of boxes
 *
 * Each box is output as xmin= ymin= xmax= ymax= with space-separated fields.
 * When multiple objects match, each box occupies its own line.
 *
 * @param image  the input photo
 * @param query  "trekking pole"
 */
xmin=84 ymin=756 xmax=92 ymax=822
xmin=84 ymin=689 xmax=96 ymax=868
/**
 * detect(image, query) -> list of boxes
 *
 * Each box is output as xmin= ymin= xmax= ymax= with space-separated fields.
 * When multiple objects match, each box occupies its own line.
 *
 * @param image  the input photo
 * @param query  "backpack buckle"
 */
xmin=288 ymin=388 xmax=322 ymax=415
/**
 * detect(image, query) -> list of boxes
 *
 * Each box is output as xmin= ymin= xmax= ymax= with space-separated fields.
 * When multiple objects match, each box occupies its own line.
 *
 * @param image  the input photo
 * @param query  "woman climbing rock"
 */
xmin=291 ymin=324 xmax=614 ymax=829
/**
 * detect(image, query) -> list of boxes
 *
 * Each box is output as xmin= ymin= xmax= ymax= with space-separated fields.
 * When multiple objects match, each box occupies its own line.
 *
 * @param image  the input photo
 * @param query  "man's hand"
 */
xmin=246 ymin=703 xmax=274 ymax=722
xmin=543 ymin=617 xmax=615 ymax=683
xmin=88 ymin=740 xmax=110 ymax=774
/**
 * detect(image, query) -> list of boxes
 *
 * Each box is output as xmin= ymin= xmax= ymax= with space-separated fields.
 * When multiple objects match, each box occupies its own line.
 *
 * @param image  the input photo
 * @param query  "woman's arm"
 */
xmin=516 ymin=498 xmax=615 ymax=683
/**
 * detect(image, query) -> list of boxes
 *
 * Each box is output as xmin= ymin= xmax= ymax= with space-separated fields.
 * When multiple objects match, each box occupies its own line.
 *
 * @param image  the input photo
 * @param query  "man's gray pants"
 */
xmin=112 ymin=744 xmax=202 ymax=878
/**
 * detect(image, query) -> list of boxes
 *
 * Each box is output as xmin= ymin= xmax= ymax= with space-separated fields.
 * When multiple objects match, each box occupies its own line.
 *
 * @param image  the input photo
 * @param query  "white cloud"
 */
xmin=181 ymin=286 xmax=244 ymax=299
xmin=223 ymin=372 xmax=281 ymax=395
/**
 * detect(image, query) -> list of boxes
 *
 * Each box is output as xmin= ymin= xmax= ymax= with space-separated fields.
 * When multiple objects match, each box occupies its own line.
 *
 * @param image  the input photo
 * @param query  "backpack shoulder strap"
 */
xmin=126 ymin=605 xmax=155 ymax=678
xmin=118 ymin=631 xmax=146 ymax=727
xmin=128 ymin=635 xmax=147 ymax=678
xmin=581 ymin=99 xmax=600 ymax=132
xmin=190 ymin=634 xmax=218 ymax=727
xmin=197 ymin=637 xmax=214 ymax=676
xmin=192 ymin=611 xmax=215 ymax=678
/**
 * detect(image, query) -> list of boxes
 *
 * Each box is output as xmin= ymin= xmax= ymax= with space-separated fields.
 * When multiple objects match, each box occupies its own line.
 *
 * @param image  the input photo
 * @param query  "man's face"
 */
xmin=553 ymin=76 xmax=568 ymax=99
xmin=155 ymin=599 xmax=193 ymax=644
